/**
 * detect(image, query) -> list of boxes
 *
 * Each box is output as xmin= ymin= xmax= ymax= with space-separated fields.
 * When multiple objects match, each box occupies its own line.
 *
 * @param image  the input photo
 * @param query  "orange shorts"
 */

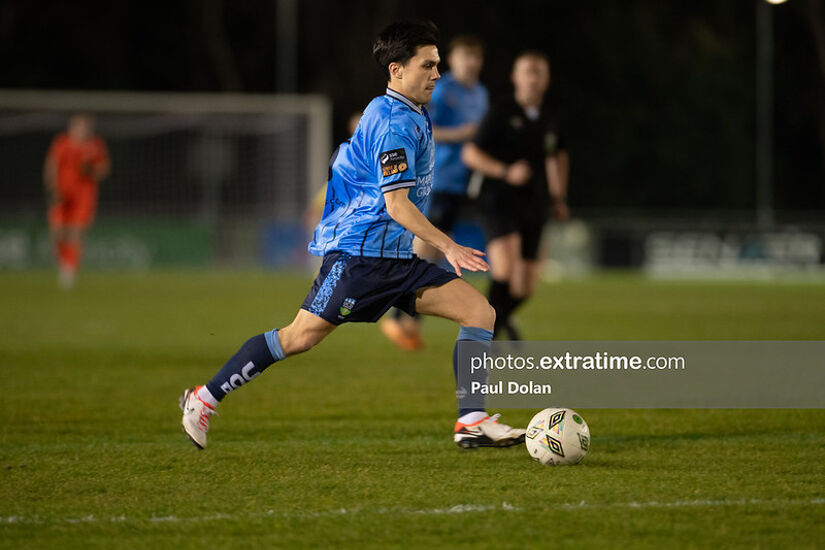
xmin=49 ymin=186 xmax=98 ymax=228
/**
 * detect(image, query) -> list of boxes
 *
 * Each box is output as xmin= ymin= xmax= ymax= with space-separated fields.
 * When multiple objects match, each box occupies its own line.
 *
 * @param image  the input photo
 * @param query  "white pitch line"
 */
xmin=554 ymin=498 xmax=825 ymax=510
xmin=1 ymin=498 xmax=823 ymax=526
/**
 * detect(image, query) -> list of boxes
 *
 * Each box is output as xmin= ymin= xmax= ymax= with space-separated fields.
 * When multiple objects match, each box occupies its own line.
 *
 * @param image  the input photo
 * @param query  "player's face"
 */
xmin=448 ymin=46 xmax=483 ymax=83
xmin=511 ymin=57 xmax=550 ymax=103
xmin=394 ymin=44 xmax=441 ymax=105
xmin=68 ymin=115 xmax=94 ymax=141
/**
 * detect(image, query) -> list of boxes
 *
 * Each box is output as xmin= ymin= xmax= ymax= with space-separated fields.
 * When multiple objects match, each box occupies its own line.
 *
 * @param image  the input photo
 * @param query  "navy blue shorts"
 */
xmin=300 ymin=252 xmax=459 ymax=325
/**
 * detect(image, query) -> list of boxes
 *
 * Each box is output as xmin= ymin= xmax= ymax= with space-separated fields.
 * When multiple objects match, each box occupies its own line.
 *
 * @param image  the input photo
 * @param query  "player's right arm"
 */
xmin=384 ymin=189 xmax=487 ymax=276
xmin=427 ymin=81 xmax=478 ymax=144
xmin=462 ymin=143 xmax=531 ymax=187
xmin=375 ymin=128 xmax=487 ymax=276
xmin=461 ymin=104 xmax=531 ymax=186
xmin=433 ymin=124 xmax=478 ymax=143
xmin=91 ymin=139 xmax=111 ymax=182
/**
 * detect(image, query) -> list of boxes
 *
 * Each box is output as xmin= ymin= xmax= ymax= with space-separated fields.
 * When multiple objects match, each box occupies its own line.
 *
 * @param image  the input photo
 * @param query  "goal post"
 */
xmin=0 ymin=89 xmax=332 ymax=268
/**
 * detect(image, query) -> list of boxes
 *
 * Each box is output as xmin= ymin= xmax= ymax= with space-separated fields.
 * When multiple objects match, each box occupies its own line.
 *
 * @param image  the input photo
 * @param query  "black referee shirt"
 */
xmin=473 ymin=96 xmax=565 ymax=215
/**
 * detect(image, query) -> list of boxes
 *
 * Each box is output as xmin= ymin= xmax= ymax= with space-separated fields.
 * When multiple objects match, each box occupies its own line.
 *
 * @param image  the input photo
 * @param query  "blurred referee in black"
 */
xmin=462 ymin=50 xmax=569 ymax=339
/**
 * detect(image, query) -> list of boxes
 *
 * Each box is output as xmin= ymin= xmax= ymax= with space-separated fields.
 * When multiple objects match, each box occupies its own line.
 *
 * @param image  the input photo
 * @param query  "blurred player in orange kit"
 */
xmin=43 ymin=114 xmax=110 ymax=288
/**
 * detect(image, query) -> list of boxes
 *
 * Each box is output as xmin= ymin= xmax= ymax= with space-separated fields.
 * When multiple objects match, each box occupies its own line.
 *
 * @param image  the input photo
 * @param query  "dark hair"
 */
xmin=373 ymin=21 xmax=440 ymax=81
xmin=448 ymin=34 xmax=483 ymax=55
xmin=513 ymin=49 xmax=550 ymax=69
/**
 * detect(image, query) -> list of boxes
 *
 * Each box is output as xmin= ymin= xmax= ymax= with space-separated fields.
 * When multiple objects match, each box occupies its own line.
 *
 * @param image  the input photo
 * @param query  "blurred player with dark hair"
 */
xmin=180 ymin=21 xmax=525 ymax=451
xmin=381 ymin=34 xmax=489 ymax=351
xmin=44 ymin=114 xmax=110 ymax=289
xmin=463 ymin=51 xmax=569 ymax=339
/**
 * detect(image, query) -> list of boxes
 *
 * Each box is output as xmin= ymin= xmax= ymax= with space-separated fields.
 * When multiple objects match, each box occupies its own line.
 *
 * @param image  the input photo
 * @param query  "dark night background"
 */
xmin=1 ymin=0 xmax=823 ymax=216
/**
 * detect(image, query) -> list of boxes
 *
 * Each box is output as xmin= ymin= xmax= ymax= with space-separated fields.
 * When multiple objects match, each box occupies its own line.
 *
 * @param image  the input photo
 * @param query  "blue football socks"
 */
xmin=204 ymin=329 xmax=286 ymax=402
xmin=453 ymin=326 xmax=493 ymax=417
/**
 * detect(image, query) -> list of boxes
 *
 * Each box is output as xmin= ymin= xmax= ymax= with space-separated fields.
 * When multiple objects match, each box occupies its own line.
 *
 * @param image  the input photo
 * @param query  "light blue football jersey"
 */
xmin=427 ymin=72 xmax=488 ymax=195
xmin=308 ymin=88 xmax=435 ymax=259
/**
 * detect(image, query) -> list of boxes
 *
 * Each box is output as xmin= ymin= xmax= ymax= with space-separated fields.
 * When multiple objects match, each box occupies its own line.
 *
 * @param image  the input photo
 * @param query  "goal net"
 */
xmin=0 ymin=90 xmax=331 ymax=269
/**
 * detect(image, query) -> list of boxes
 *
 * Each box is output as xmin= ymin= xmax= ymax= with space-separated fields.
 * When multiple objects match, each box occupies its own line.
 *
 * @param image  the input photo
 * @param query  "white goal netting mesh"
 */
xmin=0 ymin=91 xmax=331 ymax=268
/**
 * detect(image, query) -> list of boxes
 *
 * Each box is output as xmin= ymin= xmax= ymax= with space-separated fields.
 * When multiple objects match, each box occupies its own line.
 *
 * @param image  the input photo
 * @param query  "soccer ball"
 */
xmin=525 ymin=408 xmax=590 ymax=466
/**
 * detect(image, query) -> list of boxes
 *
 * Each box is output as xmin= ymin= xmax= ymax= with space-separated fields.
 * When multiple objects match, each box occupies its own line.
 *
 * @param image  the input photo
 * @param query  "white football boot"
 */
xmin=179 ymin=386 xmax=217 ymax=449
xmin=453 ymin=414 xmax=526 ymax=449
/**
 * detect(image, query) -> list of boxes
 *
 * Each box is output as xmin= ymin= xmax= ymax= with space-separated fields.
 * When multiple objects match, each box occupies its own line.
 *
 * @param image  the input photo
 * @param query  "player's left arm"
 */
xmin=545 ymin=122 xmax=569 ymax=221
xmin=376 ymin=127 xmax=487 ymax=276
xmin=545 ymin=151 xmax=569 ymax=221
xmin=93 ymin=140 xmax=111 ymax=182
xmin=384 ymin=189 xmax=487 ymax=276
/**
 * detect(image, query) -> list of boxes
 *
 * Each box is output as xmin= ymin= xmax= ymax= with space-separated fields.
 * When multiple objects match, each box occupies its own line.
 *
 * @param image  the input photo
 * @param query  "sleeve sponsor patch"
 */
xmin=379 ymin=148 xmax=408 ymax=177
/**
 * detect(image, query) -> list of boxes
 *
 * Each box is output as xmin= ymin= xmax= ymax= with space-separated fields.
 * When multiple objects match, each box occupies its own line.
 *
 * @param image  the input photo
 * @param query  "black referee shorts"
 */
xmin=480 ymin=187 xmax=547 ymax=261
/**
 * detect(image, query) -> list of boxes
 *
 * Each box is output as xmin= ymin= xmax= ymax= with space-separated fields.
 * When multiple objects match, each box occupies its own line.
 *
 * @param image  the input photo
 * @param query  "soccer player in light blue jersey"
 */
xmin=428 ymin=36 xmax=488 ymax=199
xmin=381 ymin=35 xmax=488 ymax=351
xmin=180 ymin=21 xmax=525 ymax=450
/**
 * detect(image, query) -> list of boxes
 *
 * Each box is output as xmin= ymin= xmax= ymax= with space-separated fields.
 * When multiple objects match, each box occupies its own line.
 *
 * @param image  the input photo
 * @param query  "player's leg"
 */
xmin=54 ymin=227 xmax=73 ymax=288
xmin=48 ymin=199 xmax=74 ymax=288
xmin=277 ymin=308 xmax=338 ymax=355
xmin=61 ymin=224 xmax=85 ymax=284
xmin=202 ymin=308 xmax=335 ymax=405
xmin=415 ymin=279 xmax=491 ymax=425
xmin=55 ymin=188 xmax=95 ymax=288
xmin=382 ymin=240 xmax=428 ymax=349
xmin=486 ymin=232 xmax=520 ymax=338
xmin=180 ymin=309 xmax=336 ymax=449
xmin=500 ymin=221 xmax=545 ymax=339
xmin=181 ymin=251 xmax=356 ymax=448
xmin=381 ymin=193 xmax=461 ymax=351
xmin=510 ymin=259 xmax=542 ymax=300
xmin=500 ymin=257 xmax=542 ymax=340
xmin=381 ymin=305 xmax=424 ymax=351
xmin=479 ymin=186 xmax=520 ymax=337
xmin=415 ymin=279 xmax=525 ymax=448
xmin=415 ymin=278 xmax=494 ymax=329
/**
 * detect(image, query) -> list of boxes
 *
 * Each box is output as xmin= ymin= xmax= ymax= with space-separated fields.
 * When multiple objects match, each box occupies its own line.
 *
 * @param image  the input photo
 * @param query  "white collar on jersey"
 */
xmin=385 ymin=87 xmax=423 ymax=115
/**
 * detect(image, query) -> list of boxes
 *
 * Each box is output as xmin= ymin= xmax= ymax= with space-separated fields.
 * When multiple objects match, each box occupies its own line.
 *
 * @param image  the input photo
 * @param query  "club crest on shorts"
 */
xmin=339 ymin=297 xmax=356 ymax=318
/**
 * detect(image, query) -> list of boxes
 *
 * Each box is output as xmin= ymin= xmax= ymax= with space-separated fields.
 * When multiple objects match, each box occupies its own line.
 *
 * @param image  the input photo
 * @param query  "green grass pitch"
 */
xmin=1 ymin=270 xmax=824 ymax=549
